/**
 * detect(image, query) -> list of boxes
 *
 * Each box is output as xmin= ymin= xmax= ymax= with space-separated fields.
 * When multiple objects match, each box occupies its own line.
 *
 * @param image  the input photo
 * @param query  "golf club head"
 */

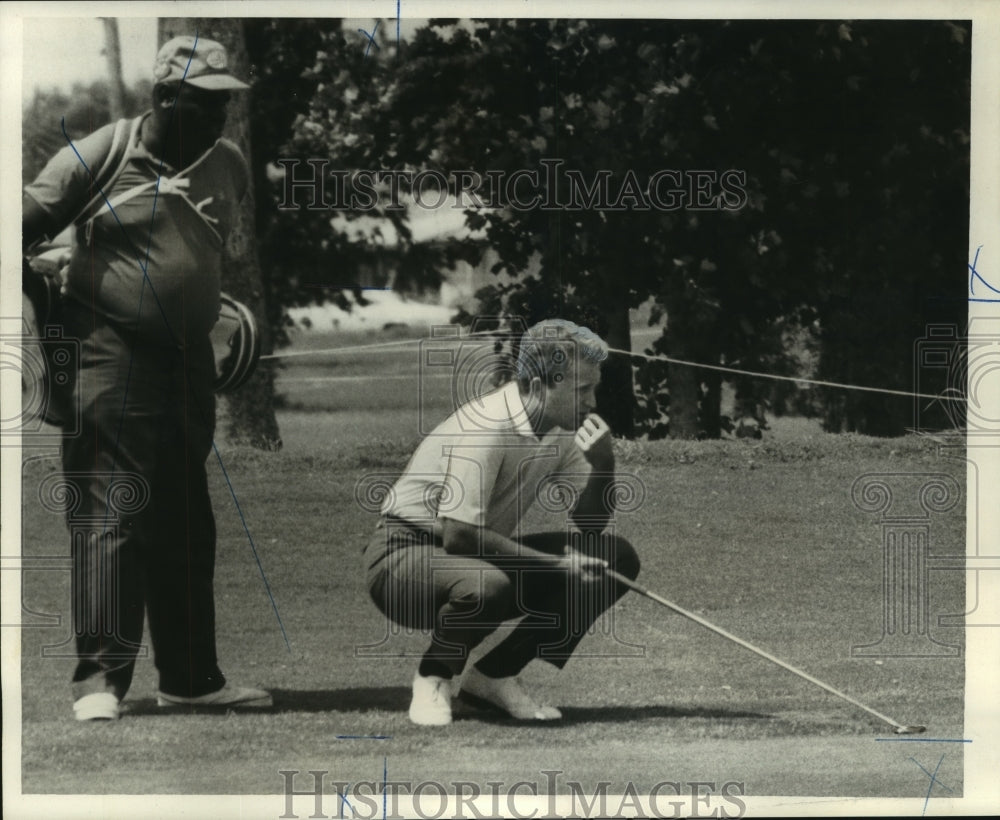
xmin=893 ymin=725 xmax=927 ymax=735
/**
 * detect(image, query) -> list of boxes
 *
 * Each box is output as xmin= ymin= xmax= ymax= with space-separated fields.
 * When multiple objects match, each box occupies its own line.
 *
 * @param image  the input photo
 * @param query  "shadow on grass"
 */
xmin=455 ymin=702 xmax=770 ymax=726
xmin=120 ymin=687 xmax=411 ymax=716
xmin=269 ymin=690 xmax=771 ymax=725
xmin=124 ymin=688 xmax=770 ymax=724
xmin=269 ymin=687 xmax=413 ymax=712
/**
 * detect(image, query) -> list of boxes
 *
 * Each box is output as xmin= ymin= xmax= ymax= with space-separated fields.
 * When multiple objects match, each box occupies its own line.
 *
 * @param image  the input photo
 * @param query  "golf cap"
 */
xmin=153 ymin=36 xmax=249 ymax=90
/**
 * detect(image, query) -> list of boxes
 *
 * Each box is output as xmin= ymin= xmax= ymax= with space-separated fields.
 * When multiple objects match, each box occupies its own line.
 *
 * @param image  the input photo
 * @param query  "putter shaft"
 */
xmin=608 ymin=569 xmax=922 ymax=734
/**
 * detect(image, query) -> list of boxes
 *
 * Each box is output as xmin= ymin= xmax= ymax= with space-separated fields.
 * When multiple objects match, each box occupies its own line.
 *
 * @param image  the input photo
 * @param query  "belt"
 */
xmin=376 ymin=515 xmax=440 ymax=535
xmin=374 ymin=515 xmax=443 ymax=546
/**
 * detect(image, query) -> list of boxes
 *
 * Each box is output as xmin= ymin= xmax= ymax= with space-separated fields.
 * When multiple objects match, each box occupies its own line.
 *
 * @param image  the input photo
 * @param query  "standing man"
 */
xmin=22 ymin=36 xmax=271 ymax=720
xmin=364 ymin=319 xmax=641 ymax=725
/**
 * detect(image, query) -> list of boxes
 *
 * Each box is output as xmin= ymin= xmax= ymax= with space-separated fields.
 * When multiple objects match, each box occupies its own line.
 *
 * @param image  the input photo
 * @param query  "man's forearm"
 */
xmin=23 ymin=193 xmax=60 ymax=252
xmin=441 ymin=519 xmax=563 ymax=567
xmin=571 ymin=470 xmax=616 ymax=532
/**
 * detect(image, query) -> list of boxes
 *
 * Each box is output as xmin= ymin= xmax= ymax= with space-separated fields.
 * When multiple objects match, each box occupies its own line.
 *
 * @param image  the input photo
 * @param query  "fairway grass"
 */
xmin=18 ymin=409 xmax=965 ymax=798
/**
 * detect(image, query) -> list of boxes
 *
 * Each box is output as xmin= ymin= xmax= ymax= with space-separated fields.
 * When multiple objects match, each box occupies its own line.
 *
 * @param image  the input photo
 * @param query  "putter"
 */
xmin=607 ymin=569 xmax=926 ymax=735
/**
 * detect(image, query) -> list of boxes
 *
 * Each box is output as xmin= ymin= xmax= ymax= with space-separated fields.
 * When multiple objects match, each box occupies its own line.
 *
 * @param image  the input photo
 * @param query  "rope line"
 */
xmin=259 ymin=332 xmax=966 ymax=404
xmin=258 ymin=328 xmax=507 ymax=361
xmin=605 ymin=346 xmax=966 ymax=404
xmin=259 ymin=337 xmax=425 ymax=360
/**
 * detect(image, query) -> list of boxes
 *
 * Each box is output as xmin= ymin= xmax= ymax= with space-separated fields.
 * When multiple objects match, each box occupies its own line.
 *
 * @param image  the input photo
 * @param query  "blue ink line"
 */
xmin=360 ymin=21 xmax=380 ymax=57
xmin=968 ymin=245 xmax=1000 ymax=296
xmin=877 ymin=738 xmax=970 ymax=743
xmin=397 ymin=0 xmax=401 ymax=48
xmin=968 ymin=298 xmax=1000 ymax=302
xmin=338 ymin=782 xmax=353 ymax=818
xmin=910 ymin=756 xmax=954 ymax=792
xmin=336 ymin=735 xmax=393 ymax=740
xmin=59 ymin=120 xmax=173 ymax=335
xmin=910 ymin=754 xmax=951 ymax=816
xmin=383 ymin=756 xmax=388 ymax=820
xmin=212 ymin=442 xmax=291 ymax=651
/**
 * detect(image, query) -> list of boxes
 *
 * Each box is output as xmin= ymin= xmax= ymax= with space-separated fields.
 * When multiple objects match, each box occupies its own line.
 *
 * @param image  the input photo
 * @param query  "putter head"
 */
xmin=894 ymin=725 xmax=927 ymax=735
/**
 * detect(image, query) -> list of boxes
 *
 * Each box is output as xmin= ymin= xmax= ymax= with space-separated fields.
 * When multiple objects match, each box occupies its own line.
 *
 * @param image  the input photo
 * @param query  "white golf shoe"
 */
xmin=156 ymin=683 xmax=272 ymax=708
xmin=460 ymin=667 xmax=562 ymax=721
xmin=409 ymin=673 xmax=453 ymax=726
xmin=73 ymin=692 xmax=120 ymax=721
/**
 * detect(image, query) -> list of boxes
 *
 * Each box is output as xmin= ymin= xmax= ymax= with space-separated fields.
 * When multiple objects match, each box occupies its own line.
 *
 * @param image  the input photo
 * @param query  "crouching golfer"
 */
xmin=363 ymin=319 xmax=640 ymax=725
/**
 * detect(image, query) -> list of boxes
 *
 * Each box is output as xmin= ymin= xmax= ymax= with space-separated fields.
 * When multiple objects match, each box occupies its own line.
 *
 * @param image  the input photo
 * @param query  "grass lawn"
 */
xmin=16 ymin=326 xmax=968 ymax=807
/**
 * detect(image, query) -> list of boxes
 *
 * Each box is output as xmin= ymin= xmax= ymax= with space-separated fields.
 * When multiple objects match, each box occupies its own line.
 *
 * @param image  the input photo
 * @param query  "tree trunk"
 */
xmin=668 ymin=361 xmax=700 ymax=439
xmin=158 ymin=18 xmax=282 ymax=450
xmin=701 ymin=369 xmax=722 ymax=438
xmin=665 ymin=316 xmax=701 ymax=439
xmin=101 ymin=18 xmax=126 ymax=120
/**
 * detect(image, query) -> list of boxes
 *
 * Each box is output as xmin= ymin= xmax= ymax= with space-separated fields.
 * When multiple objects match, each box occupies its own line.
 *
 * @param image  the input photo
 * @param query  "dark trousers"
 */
xmin=62 ymin=303 xmax=224 ymax=701
xmin=364 ymin=521 xmax=641 ymax=677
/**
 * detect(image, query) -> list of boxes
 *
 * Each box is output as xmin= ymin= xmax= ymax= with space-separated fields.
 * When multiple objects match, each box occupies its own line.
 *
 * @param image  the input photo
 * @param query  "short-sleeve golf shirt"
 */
xmin=383 ymin=381 xmax=592 ymax=537
xmin=25 ymin=112 xmax=248 ymax=346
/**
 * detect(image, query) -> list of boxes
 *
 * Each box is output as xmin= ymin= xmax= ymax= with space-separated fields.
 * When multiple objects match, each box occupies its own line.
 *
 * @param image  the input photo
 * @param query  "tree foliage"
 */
xmin=242 ymin=19 xmax=330 ymax=343
xmin=22 ymin=79 xmax=152 ymax=187
xmin=264 ymin=19 xmax=971 ymax=437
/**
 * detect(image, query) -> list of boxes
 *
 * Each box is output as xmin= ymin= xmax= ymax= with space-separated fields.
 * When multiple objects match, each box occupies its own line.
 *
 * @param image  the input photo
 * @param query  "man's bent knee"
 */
xmin=446 ymin=569 xmax=513 ymax=623
xmin=608 ymin=535 xmax=641 ymax=580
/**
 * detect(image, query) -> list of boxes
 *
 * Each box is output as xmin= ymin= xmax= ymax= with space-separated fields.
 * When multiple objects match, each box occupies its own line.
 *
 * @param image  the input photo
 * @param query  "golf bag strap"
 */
xmin=72 ymin=115 xmax=142 ymax=230
xmin=81 ymin=134 xmax=225 ymax=245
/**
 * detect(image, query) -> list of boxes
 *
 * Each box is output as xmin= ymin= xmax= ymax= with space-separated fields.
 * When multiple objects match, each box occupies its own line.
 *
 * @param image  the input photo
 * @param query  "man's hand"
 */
xmin=574 ymin=413 xmax=613 ymax=469
xmin=558 ymin=548 xmax=608 ymax=583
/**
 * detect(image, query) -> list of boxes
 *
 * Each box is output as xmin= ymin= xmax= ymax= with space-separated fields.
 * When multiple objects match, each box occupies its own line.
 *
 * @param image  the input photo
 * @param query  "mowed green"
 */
xmin=19 ymin=327 xmax=966 ymax=798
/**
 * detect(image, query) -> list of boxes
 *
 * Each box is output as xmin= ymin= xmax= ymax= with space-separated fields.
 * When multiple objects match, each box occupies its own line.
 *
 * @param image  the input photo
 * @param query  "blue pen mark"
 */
xmin=212 ymin=442 xmax=291 ymax=651
xmin=60 ymin=32 xmax=289 ymax=649
xmin=968 ymin=245 xmax=1000 ymax=302
xmin=910 ymin=754 xmax=953 ymax=815
xmin=397 ymin=0 xmax=401 ymax=48
xmin=359 ymin=21 xmax=381 ymax=57
xmin=338 ymin=782 xmax=354 ymax=819
xmin=336 ymin=735 xmax=393 ymax=740
xmin=58 ymin=124 xmax=173 ymax=334
xmin=383 ymin=756 xmax=388 ymax=820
